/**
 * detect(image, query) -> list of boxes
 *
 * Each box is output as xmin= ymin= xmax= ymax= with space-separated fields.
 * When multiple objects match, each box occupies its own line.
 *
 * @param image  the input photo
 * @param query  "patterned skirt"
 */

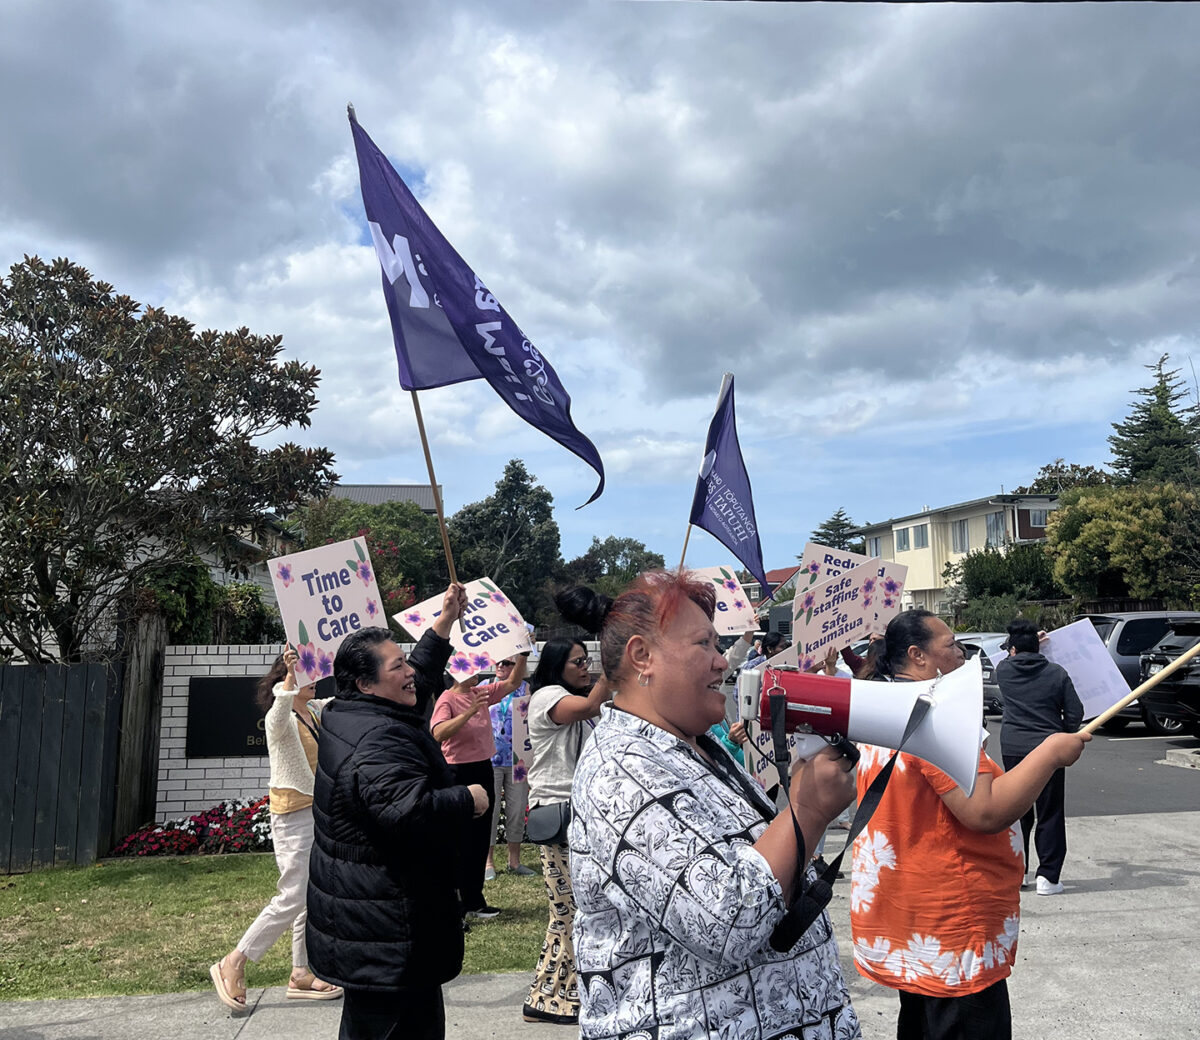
xmin=525 ymin=842 xmax=579 ymax=1016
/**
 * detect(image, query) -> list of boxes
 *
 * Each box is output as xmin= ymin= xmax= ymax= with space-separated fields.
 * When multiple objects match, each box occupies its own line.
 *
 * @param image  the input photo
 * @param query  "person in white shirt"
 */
xmin=210 ymin=646 xmax=342 ymax=1010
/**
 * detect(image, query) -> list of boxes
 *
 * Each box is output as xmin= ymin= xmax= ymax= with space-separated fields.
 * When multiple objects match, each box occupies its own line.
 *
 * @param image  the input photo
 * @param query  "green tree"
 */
xmin=809 ymin=508 xmax=865 ymax=553
xmin=296 ymin=497 xmax=447 ymax=616
xmin=1108 ymin=355 xmax=1200 ymax=485
xmin=1013 ymin=458 xmax=1112 ymax=494
xmin=1045 ymin=483 xmax=1200 ymax=603
xmin=448 ymin=459 xmax=562 ymax=620
xmin=956 ymin=543 xmax=1062 ymax=601
xmin=562 ymin=536 xmax=665 ymax=600
xmin=0 ymin=256 xmax=336 ymax=662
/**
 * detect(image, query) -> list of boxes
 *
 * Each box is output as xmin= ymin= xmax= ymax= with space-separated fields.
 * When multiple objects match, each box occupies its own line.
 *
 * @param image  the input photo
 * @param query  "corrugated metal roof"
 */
xmin=328 ymin=484 xmax=441 ymax=512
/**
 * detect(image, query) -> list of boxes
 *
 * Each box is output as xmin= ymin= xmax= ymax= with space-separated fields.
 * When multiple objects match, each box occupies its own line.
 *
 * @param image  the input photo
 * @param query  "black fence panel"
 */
xmin=0 ymin=663 xmax=121 ymax=874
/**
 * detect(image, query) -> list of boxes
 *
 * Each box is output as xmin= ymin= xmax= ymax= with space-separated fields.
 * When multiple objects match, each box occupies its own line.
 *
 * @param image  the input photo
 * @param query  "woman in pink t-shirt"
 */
xmin=431 ymin=655 xmax=527 ymax=920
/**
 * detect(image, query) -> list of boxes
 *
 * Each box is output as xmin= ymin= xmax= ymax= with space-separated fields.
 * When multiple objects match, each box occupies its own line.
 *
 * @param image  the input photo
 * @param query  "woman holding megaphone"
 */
xmin=852 ymin=609 xmax=1089 ymax=1040
xmin=562 ymin=570 xmax=862 ymax=1040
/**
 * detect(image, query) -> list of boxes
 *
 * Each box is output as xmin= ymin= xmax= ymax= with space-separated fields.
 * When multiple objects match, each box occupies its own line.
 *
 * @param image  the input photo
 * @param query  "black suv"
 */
xmin=1139 ymin=622 xmax=1200 ymax=738
xmin=1076 ymin=612 xmax=1200 ymax=734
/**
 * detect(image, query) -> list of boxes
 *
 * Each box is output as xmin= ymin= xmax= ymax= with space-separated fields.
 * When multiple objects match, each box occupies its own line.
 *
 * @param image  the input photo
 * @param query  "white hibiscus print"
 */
xmin=851 ymin=827 xmax=897 ymax=913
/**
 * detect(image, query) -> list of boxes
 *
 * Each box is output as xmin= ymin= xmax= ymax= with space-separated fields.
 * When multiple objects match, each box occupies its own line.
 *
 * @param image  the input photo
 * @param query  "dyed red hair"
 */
xmin=598 ymin=569 xmax=716 ymax=680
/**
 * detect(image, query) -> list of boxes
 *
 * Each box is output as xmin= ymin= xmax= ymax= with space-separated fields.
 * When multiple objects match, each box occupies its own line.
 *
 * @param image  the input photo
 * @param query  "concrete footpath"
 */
xmin=2 ymin=812 xmax=1198 ymax=1039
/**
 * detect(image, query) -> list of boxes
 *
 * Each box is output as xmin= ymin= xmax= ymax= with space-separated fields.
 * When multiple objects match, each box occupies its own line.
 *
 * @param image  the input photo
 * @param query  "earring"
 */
xmin=637 ymin=671 xmax=650 ymax=687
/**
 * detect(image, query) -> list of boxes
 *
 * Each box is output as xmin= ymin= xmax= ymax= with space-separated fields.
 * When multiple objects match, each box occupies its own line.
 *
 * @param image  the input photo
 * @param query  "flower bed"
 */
xmin=112 ymin=796 xmax=273 ymax=857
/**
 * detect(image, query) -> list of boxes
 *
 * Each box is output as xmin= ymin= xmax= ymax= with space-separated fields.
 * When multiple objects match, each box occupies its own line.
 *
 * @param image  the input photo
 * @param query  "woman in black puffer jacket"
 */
xmin=306 ymin=587 xmax=489 ymax=1040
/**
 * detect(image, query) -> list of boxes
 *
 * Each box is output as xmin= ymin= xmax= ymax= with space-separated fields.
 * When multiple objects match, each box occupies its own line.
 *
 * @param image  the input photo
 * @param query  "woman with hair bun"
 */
xmin=565 ymin=570 xmax=861 ymax=1040
xmin=521 ymin=624 xmax=612 ymax=1026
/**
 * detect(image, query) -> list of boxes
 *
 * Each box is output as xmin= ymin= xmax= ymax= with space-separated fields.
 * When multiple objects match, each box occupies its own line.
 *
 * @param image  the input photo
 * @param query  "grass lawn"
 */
xmin=0 ymin=848 xmax=547 ymax=1001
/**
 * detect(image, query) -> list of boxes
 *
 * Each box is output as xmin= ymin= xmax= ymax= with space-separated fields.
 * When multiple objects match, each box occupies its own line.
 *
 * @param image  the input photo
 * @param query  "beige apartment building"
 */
xmin=851 ymin=493 xmax=1059 ymax=615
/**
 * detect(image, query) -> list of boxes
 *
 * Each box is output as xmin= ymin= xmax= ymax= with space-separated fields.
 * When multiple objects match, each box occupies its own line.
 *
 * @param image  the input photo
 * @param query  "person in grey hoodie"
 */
xmin=996 ymin=618 xmax=1085 ymax=895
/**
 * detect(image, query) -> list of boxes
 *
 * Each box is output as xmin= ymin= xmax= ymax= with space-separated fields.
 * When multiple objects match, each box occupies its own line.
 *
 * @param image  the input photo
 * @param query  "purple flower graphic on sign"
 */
xmin=883 ymin=576 xmax=901 ymax=596
xmin=488 ymin=590 xmax=508 ymax=606
xmin=806 ymin=561 xmax=821 ymax=585
xmin=799 ymin=654 xmax=816 ymax=672
xmin=863 ymin=594 xmax=873 ymax=609
xmin=404 ymin=611 xmax=423 ymax=628
xmin=862 ymin=577 xmax=876 ymax=595
xmin=275 ymin=563 xmax=294 ymax=588
xmin=448 ymin=654 xmax=473 ymax=675
xmin=883 ymin=595 xmax=896 ymax=608
xmin=297 ymin=642 xmax=318 ymax=675
xmin=316 ymin=647 xmax=333 ymax=678
xmin=802 ymin=590 xmax=817 ymax=624
xmin=512 ymin=761 xmax=527 ymax=783
xmin=365 ymin=598 xmax=379 ymax=620
xmin=472 ymin=653 xmax=491 ymax=670
xmin=723 ymin=578 xmax=740 ymax=593
xmin=509 ymin=613 xmax=523 ymax=627
xmin=355 ymin=561 xmax=373 ymax=586
xmin=734 ymin=599 xmax=746 ymax=610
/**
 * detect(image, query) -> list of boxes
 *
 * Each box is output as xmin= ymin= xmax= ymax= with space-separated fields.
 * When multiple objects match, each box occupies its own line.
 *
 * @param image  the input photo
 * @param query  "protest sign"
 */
xmin=270 ymin=537 xmax=384 ymax=685
xmin=395 ymin=577 xmax=535 ymax=679
xmin=510 ymin=692 xmax=532 ymax=778
xmin=784 ymin=559 xmax=909 ymax=671
xmin=1040 ymin=619 xmax=1130 ymax=721
xmin=692 ymin=565 xmax=759 ymax=636
xmin=797 ymin=542 xmax=872 ymax=588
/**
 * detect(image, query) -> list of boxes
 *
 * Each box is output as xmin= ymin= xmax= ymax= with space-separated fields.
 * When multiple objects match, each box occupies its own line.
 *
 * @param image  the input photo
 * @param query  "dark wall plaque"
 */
xmin=185 ymin=675 xmax=335 ymax=758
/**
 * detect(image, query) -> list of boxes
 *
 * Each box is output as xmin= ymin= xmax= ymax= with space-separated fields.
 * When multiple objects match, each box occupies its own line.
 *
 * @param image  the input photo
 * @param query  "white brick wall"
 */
xmin=155 ymin=644 xmax=277 ymax=819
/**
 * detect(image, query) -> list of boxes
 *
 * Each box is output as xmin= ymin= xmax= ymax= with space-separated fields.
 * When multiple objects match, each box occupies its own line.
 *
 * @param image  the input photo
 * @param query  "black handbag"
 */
xmin=526 ymin=801 xmax=571 ymax=845
xmin=526 ymin=718 xmax=584 ymax=845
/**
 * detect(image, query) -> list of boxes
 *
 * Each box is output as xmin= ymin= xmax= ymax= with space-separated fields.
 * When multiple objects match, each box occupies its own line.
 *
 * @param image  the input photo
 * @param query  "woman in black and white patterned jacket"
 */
xmin=563 ymin=571 xmax=861 ymax=1040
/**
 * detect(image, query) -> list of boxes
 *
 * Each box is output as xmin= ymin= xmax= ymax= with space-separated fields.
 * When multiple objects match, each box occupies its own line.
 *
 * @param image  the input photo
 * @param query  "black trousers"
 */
xmin=339 ymin=985 xmax=445 ymax=1040
xmin=1003 ymin=755 xmax=1067 ymax=884
xmin=448 ymin=758 xmax=495 ymax=913
xmin=897 ymin=979 xmax=1011 ymax=1040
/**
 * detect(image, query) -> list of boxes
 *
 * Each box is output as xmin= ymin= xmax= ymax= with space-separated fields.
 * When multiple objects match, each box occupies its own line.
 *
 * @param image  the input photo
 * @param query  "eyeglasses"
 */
xmin=569 ymin=654 xmax=592 ymax=669
xmin=496 ymin=660 xmax=515 ymax=668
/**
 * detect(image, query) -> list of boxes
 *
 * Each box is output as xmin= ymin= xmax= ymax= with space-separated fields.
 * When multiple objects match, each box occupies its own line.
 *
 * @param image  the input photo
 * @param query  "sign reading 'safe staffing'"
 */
xmin=270 ymin=537 xmax=385 ymax=685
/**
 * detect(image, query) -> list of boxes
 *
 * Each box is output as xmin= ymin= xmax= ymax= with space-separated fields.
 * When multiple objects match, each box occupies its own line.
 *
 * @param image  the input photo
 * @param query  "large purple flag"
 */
xmin=688 ymin=374 xmax=771 ymax=598
xmin=349 ymin=110 xmax=604 ymax=506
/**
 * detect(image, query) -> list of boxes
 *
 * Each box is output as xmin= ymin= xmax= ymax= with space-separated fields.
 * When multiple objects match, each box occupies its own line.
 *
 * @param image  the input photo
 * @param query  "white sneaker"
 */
xmin=1036 ymin=877 xmax=1064 ymax=896
xmin=1021 ymin=871 xmax=1034 ymax=889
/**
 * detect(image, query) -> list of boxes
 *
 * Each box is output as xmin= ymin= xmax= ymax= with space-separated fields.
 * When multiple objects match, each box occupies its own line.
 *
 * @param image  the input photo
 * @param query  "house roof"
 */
xmin=328 ymin=483 xmax=441 ymax=512
xmin=850 ymin=493 xmax=1058 ymax=535
xmin=763 ymin=565 xmax=802 ymax=586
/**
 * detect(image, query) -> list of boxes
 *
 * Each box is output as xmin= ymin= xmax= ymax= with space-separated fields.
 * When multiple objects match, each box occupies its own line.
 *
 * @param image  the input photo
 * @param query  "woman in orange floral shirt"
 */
xmin=851 ymin=610 xmax=1088 ymax=1040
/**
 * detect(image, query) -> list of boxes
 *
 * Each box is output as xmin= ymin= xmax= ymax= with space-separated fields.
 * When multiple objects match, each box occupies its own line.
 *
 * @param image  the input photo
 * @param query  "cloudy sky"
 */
xmin=4 ymin=1 xmax=1200 ymax=571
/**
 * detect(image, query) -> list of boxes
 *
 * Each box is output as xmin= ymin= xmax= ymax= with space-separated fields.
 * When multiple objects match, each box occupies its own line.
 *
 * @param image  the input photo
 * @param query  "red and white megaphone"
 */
xmin=738 ymin=654 xmax=985 ymax=795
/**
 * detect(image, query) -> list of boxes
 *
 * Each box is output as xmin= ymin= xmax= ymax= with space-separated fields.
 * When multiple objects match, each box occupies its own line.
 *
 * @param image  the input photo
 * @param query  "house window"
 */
xmin=951 ymin=519 xmax=969 ymax=553
xmin=895 ymin=527 xmax=910 ymax=552
xmin=986 ymin=511 xmax=1005 ymax=548
xmin=913 ymin=523 xmax=929 ymax=549
xmin=866 ymin=536 xmax=882 ymax=557
xmin=1029 ymin=509 xmax=1048 ymax=527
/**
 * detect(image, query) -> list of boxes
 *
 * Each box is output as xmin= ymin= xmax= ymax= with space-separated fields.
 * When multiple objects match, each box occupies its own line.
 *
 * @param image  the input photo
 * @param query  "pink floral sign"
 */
xmin=691 ymin=565 xmax=758 ymax=636
xmin=269 ymin=537 xmax=384 ymax=685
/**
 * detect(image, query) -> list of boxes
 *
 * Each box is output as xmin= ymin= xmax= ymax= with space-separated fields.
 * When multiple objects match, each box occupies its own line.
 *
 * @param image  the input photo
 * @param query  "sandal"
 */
xmin=287 ymin=970 xmax=344 ymax=1001
xmin=209 ymin=957 xmax=246 ymax=1011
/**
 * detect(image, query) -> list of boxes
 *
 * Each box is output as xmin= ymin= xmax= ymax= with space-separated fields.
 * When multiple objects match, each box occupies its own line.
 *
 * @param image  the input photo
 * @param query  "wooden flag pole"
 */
xmin=409 ymin=390 xmax=460 ymax=587
xmin=1080 ymin=637 xmax=1200 ymax=734
xmin=679 ymin=524 xmax=693 ymax=572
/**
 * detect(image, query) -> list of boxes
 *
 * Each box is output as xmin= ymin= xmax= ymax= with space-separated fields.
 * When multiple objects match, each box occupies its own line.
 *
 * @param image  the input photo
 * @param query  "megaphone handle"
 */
xmin=828 ymin=735 xmax=860 ymax=765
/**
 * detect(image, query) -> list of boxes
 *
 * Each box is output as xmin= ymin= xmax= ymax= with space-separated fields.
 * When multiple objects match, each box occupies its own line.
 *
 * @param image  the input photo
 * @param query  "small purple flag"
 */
xmin=688 ymin=374 xmax=771 ymax=599
xmin=349 ymin=110 xmax=604 ymax=506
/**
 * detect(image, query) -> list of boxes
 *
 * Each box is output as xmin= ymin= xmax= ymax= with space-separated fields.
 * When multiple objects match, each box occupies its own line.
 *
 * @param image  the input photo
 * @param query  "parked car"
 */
xmin=1077 ymin=612 xmax=1200 ymax=734
xmin=1139 ymin=621 xmax=1200 ymax=738
xmin=955 ymin=632 xmax=1007 ymax=716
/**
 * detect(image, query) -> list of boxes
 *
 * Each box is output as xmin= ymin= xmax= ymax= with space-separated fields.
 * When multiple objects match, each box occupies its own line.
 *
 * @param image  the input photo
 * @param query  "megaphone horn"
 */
xmin=755 ymin=655 xmax=985 ymax=796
